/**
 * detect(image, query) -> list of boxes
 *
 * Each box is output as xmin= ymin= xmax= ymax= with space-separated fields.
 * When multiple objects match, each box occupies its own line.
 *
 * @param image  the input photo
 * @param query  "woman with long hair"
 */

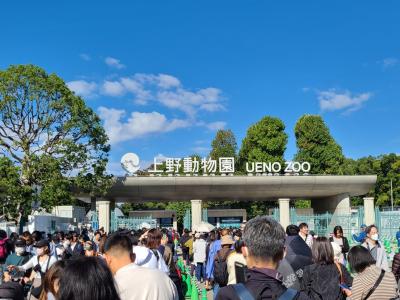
xmin=58 ymin=256 xmax=120 ymax=300
xmin=39 ymin=260 xmax=66 ymax=300
xmin=301 ymin=237 xmax=352 ymax=300
xmin=329 ymin=226 xmax=350 ymax=264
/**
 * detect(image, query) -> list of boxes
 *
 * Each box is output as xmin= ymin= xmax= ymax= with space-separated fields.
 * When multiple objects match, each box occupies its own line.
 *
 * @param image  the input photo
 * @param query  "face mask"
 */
xmin=371 ymin=234 xmax=379 ymax=241
xmin=15 ymin=247 xmax=25 ymax=255
xmin=36 ymin=248 xmax=44 ymax=256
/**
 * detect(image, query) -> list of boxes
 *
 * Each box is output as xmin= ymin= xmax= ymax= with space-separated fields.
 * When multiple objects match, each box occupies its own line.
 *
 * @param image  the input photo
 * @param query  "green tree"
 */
xmin=0 ymin=65 xmax=111 ymax=221
xmin=342 ymin=154 xmax=400 ymax=207
xmin=238 ymin=116 xmax=287 ymax=171
xmin=294 ymin=115 xmax=344 ymax=174
xmin=374 ymin=154 xmax=400 ymax=206
xmin=0 ymin=157 xmax=31 ymax=222
xmin=210 ymin=129 xmax=237 ymax=160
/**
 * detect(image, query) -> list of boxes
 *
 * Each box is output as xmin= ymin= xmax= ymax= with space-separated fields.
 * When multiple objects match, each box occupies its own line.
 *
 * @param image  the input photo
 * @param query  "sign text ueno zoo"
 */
xmin=147 ymin=156 xmax=310 ymax=175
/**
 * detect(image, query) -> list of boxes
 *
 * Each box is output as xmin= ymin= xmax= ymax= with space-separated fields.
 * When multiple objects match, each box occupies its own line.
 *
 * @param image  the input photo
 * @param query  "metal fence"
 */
xmin=271 ymin=206 xmax=400 ymax=242
xmin=375 ymin=208 xmax=400 ymax=239
xmin=183 ymin=209 xmax=191 ymax=230
xmin=219 ymin=222 xmax=242 ymax=228
xmin=110 ymin=211 xmax=157 ymax=231
xmin=90 ymin=211 xmax=99 ymax=230
xmin=202 ymin=208 xmax=208 ymax=224
xmin=271 ymin=207 xmax=364 ymax=238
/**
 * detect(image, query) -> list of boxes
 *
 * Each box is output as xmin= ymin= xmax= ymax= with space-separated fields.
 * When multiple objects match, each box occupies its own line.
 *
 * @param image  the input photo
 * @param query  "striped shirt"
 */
xmin=350 ymin=265 xmax=398 ymax=300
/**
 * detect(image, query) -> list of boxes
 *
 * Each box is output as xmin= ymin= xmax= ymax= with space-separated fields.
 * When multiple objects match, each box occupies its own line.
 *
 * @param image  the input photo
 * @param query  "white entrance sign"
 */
xmin=141 ymin=155 xmax=310 ymax=175
xmin=121 ymin=153 xmax=140 ymax=175
xmin=219 ymin=157 xmax=235 ymax=173
xmin=245 ymin=161 xmax=310 ymax=174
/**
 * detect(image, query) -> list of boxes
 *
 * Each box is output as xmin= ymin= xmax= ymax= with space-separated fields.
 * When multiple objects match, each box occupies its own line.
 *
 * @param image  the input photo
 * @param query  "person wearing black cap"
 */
xmin=4 ymin=239 xmax=31 ymax=279
xmin=8 ymin=239 xmax=57 ymax=300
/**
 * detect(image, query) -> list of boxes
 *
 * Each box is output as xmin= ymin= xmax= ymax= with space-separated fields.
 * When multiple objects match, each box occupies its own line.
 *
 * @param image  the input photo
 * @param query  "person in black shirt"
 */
xmin=216 ymin=216 xmax=310 ymax=300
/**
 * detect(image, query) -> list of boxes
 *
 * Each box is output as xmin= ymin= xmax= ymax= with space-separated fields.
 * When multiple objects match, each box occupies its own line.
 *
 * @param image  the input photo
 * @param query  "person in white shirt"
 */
xmin=193 ymin=233 xmax=207 ymax=282
xmin=299 ymin=223 xmax=313 ymax=248
xmin=133 ymin=245 xmax=170 ymax=274
xmin=134 ymin=229 xmax=170 ymax=274
xmin=9 ymin=239 xmax=57 ymax=300
xmin=104 ymin=232 xmax=178 ymax=300
xmin=227 ymin=240 xmax=247 ymax=285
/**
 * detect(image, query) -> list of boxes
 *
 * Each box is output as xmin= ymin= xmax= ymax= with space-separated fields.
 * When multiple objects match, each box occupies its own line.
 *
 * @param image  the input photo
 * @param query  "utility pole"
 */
xmin=391 ymin=179 xmax=394 ymax=211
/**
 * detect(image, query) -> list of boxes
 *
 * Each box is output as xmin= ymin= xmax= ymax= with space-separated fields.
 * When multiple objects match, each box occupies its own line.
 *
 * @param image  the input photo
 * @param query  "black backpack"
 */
xmin=213 ymin=250 xmax=230 ymax=286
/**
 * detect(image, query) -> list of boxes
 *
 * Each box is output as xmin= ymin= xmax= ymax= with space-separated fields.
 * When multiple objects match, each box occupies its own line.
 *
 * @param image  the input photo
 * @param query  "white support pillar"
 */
xmin=363 ymin=197 xmax=375 ymax=226
xmin=191 ymin=199 xmax=203 ymax=231
xmin=278 ymin=198 xmax=290 ymax=230
xmin=98 ymin=200 xmax=111 ymax=233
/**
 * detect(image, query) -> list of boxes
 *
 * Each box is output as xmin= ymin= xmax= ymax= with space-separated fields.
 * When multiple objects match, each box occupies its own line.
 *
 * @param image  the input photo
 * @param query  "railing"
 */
xmin=90 ymin=211 xmax=99 ymax=230
xmin=219 ymin=223 xmax=241 ymax=229
xmin=183 ymin=209 xmax=191 ymax=230
xmin=202 ymin=208 xmax=208 ymax=223
xmin=289 ymin=207 xmax=363 ymax=238
xmin=375 ymin=208 xmax=400 ymax=239
xmin=111 ymin=211 xmax=157 ymax=231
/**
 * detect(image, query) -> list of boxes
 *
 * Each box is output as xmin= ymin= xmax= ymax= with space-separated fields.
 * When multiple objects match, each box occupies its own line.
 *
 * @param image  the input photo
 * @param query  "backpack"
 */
xmin=213 ymin=250 xmax=230 ymax=286
xmin=232 ymin=283 xmax=298 ymax=300
xmin=0 ymin=238 xmax=8 ymax=260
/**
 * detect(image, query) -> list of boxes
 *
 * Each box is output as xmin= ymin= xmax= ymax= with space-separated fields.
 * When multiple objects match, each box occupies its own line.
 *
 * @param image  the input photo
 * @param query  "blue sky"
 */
xmin=1 ymin=1 xmax=399 ymax=175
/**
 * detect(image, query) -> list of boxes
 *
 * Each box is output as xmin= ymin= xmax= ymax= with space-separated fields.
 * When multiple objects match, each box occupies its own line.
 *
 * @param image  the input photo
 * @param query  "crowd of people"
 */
xmin=0 ymin=219 xmax=398 ymax=299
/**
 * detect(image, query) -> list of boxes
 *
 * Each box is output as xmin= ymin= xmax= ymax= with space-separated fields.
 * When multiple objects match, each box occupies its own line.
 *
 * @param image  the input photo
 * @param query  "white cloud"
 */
xmin=105 ymin=57 xmax=125 ymax=69
xmin=318 ymin=89 xmax=372 ymax=113
xmin=67 ymin=80 xmax=97 ymax=98
xmin=94 ymin=73 xmax=224 ymax=117
xmin=120 ymin=77 xmax=151 ymax=104
xmin=157 ymin=87 xmax=223 ymax=117
xmin=68 ymin=73 xmax=227 ymax=142
xmin=79 ymin=53 xmax=91 ymax=61
xmin=205 ymin=121 xmax=226 ymax=131
xmin=382 ymin=57 xmax=398 ymax=68
xmin=158 ymin=74 xmax=181 ymax=89
xmin=102 ymin=80 xmax=125 ymax=96
xmin=98 ymin=107 xmax=190 ymax=144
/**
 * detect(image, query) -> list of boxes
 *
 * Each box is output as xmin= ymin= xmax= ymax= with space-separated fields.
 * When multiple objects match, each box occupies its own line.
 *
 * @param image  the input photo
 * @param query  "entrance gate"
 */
xmin=90 ymin=211 xmax=157 ymax=232
xmin=272 ymin=207 xmax=364 ymax=239
xmin=375 ymin=208 xmax=400 ymax=239
xmin=110 ymin=211 xmax=157 ymax=231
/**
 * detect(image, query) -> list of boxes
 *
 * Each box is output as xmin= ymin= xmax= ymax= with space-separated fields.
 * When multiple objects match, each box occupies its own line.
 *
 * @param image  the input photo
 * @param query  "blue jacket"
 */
xmin=396 ymin=231 xmax=400 ymax=247
xmin=206 ymin=239 xmax=221 ymax=279
xmin=353 ymin=231 xmax=366 ymax=243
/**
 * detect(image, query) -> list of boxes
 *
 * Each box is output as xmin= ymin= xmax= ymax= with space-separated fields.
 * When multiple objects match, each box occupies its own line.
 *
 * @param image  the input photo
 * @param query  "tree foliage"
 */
xmin=0 ymin=65 xmax=111 ymax=221
xmin=238 ymin=116 xmax=287 ymax=171
xmin=294 ymin=115 xmax=344 ymax=174
xmin=342 ymin=154 xmax=400 ymax=207
xmin=210 ymin=129 xmax=237 ymax=160
xmin=0 ymin=157 xmax=31 ymax=221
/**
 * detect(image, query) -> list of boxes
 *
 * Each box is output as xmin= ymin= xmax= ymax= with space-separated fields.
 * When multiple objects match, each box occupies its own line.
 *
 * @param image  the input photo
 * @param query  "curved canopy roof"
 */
xmin=92 ymin=175 xmax=377 ymax=203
